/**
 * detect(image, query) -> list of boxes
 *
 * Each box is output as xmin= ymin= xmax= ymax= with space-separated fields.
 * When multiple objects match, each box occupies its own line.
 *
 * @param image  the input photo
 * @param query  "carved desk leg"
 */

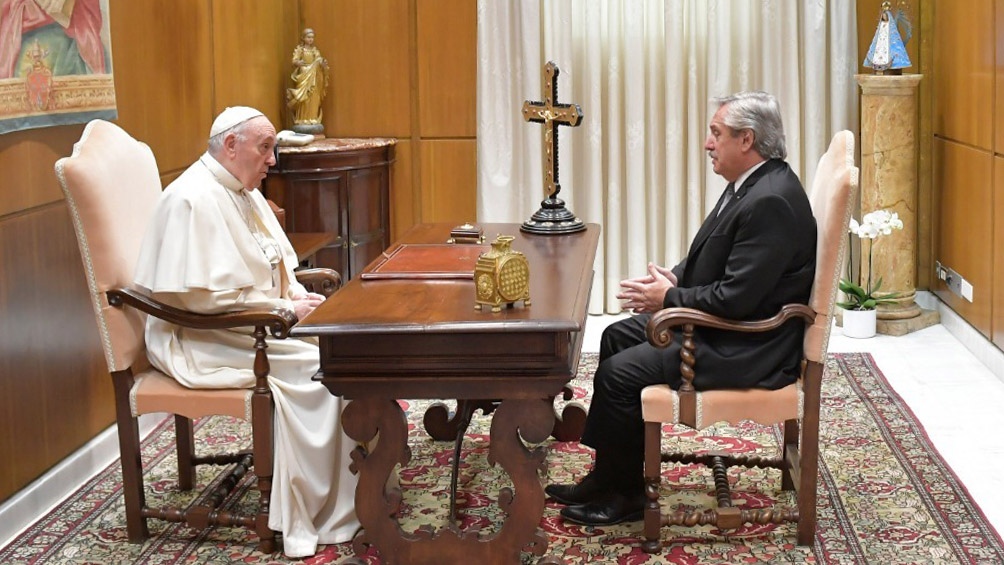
xmin=486 ymin=398 xmax=554 ymax=561
xmin=424 ymin=399 xmax=498 ymax=441
xmin=550 ymin=386 xmax=587 ymax=442
xmin=340 ymin=396 xmax=560 ymax=563
xmin=341 ymin=397 xmax=415 ymax=562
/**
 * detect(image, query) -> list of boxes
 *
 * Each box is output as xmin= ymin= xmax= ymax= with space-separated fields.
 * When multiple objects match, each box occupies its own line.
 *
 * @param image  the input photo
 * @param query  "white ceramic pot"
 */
xmin=842 ymin=308 xmax=877 ymax=339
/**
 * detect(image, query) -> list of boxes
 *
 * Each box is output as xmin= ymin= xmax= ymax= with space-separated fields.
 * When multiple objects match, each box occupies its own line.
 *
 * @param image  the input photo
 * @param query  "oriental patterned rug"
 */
xmin=2 ymin=353 xmax=1002 ymax=564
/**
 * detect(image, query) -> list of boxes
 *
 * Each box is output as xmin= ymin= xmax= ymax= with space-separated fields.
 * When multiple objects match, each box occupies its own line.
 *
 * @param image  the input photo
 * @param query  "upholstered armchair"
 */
xmin=55 ymin=119 xmax=341 ymax=553
xmin=639 ymin=130 xmax=858 ymax=550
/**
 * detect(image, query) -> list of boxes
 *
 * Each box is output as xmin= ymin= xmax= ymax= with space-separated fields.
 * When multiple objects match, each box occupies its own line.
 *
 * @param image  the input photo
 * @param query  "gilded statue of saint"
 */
xmin=286 ymin=28 xmax=329 ymax=135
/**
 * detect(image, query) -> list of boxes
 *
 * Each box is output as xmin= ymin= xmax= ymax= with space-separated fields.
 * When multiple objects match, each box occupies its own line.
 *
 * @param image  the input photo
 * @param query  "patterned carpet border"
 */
xmin=1 ymin=352 xmax=1002 ymax=564
xmin=826 ymin=354 xmax=1002 ymax=564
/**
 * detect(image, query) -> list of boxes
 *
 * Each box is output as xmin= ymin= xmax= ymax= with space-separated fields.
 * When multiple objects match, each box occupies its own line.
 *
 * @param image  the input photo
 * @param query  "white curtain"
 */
xmin=477 ymin=0 xmax=858 ymax=314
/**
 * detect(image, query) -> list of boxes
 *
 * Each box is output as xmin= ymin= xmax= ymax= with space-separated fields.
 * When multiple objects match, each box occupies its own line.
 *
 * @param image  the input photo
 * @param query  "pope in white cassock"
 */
xmin=133 ymin=106 xmax=359 ymax=558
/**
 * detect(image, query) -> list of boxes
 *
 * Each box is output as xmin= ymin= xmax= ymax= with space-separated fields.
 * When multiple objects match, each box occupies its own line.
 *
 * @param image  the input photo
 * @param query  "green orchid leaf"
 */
xmin=873 ymin=290 xmax=906 ymax=304
xmin=839 ymin=279 xmax=867 ymax=297
xmin=871 ymin=277 xmax=884 ymax=293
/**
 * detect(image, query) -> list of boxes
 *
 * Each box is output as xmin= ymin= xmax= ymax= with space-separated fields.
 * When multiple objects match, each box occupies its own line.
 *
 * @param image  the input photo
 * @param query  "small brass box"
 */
xmin=474 ymin=235 xmax=531 ymax=313
xmin=447 ymin=223 xmax=485 ymax=244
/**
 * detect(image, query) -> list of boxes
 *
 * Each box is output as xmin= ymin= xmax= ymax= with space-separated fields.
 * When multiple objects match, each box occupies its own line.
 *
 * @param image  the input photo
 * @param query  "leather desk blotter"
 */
xmin=360 ymin=243 xmax=490 ymax=280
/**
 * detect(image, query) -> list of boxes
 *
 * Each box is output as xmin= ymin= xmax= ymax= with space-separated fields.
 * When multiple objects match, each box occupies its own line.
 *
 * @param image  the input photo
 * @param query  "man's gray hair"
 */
xmin=207 ymin=120 xmax=252 ymax=156
xmin=712 ymin=91 xmax=787 ymax=160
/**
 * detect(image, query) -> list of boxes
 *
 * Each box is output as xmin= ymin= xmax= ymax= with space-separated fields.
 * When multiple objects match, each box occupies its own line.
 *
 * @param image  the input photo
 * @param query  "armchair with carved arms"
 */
xmin=55 ymin=119 xmax=341 ymax=553
xmin=639 ymin=130 xmax=857 ymax=551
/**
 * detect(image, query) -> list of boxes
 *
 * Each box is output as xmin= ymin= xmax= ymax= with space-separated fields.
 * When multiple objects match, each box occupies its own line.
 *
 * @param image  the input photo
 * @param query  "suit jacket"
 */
xmin=665 ymin=158 xmax=816 ymax=390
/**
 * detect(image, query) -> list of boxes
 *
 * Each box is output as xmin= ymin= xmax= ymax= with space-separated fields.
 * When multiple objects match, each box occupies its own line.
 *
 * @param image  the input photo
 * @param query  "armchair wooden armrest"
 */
xmin=106 ymin=288 xmax=297 ymax=338
xmin=645 ymin=303 xmax=816 ymax=347
xmin=644 ymin=303 xmax=816 ymax=394
xmin=106 ymin=287 xmax=297 ymax=403
xmin=294 ymin=268 xmax=342 ymax=298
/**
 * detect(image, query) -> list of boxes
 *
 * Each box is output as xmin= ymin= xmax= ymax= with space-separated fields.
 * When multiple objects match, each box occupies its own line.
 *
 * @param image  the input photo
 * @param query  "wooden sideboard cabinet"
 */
xmin=264 ymin=138 xmax=396 ymax=280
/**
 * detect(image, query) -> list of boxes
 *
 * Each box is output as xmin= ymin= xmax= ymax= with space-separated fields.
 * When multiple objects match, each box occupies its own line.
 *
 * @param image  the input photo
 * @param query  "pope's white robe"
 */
xmin=133 ymin=154 xmax=359 ymax=557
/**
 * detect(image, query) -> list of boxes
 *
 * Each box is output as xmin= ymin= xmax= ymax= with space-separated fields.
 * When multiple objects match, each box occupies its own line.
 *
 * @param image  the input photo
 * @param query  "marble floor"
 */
xmin=2 ymin=298 xmax=1004 ymax=547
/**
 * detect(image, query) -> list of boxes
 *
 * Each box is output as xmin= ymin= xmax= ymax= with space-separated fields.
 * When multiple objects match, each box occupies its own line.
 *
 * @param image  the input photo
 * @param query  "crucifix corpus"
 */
xmin=520 ymin=61 xmax=586 ymax=235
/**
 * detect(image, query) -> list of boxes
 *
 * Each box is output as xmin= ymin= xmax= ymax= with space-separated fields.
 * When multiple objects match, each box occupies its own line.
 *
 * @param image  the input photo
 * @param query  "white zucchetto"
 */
xmin=209 ymin=106 xmax=265 ymax=138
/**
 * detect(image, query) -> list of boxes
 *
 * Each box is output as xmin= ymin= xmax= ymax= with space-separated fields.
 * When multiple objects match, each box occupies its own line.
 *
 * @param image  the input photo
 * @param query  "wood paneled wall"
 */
xmin=994 ymin=1 xmax=1004 ymax=349
xmin=934 ymin=139 xmax=993 ymax=331
xmin=0 ymin=205 xmax=108 ymax=499
xmin=300 ymin=0 xmax=478 ymax=239
xmin=929 ymin=0 xmax=1001 ymax=344
xmin=0 ymin=0 xmax=475 ymax=502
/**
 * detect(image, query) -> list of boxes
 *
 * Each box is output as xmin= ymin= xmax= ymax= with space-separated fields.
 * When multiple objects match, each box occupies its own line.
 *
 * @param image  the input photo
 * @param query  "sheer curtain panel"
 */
xmin=477 ymin=0 xmax=857 ymax=313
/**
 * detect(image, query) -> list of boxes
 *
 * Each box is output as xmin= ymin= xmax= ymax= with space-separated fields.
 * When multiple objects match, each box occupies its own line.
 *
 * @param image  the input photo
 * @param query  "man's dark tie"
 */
xmin=716 ymin=182 xmax=736 ymax=217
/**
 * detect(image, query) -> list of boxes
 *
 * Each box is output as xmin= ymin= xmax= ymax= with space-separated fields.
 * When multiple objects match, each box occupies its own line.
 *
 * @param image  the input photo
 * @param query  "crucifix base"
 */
xmin=521 ymin=198 xmax=585 ymax=235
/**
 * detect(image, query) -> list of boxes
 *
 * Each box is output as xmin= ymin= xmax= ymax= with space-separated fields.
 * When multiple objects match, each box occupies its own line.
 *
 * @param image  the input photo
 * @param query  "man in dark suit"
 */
xmin=546 ymin=91 xmax=817 ymax=526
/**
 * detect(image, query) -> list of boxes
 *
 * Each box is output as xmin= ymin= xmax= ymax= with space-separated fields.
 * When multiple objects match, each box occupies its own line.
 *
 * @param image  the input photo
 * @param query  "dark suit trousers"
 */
xmin=580 ymin=314 xmax=683 ymax=494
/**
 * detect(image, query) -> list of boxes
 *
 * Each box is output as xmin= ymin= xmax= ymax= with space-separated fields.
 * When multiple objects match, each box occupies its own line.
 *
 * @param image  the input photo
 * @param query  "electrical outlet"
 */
xmin=944 ymin=266 xmax=962 ymax=296
xmin=938 ymin=263 xmax=973 ymax=302
xmin=935 ymin=261 xmax=948 ymax=281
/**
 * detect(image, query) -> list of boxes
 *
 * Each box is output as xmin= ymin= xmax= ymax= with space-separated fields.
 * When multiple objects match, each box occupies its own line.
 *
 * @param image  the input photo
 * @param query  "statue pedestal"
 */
xmin=856 ymin=74 xmax=926 ymax=333
xmin=292 ymin=123 xmax=325 ymax=137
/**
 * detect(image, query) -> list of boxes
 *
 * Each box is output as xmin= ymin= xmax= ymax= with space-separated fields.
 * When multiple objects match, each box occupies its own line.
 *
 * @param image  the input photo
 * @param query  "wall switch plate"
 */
xmin=960 ymin=279 xmax=974 ymax=302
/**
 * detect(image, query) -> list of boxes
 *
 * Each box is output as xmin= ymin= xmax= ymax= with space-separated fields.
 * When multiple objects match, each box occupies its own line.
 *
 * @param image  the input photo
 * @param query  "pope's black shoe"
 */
xmin=544 ymin=473 xmax=606 ymax=506
xmin=559 ymin=491 xmax=645 ymax=526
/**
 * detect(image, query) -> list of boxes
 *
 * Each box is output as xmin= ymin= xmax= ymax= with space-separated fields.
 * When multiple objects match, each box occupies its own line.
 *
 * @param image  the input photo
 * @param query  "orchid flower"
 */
xmin=839 ymin=209 xmax=905 ymax=311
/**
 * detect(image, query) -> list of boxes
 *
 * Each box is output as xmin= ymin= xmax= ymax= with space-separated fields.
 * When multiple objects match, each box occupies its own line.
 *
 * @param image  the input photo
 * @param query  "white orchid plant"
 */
xmin=838 ymin=209 xmax=905 ymax=311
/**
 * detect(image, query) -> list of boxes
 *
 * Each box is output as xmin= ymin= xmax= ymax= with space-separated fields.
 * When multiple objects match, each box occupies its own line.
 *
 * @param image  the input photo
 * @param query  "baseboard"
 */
xmin=917 ymin=290 xmax=1004 ymax=385
xmin=0 ymin=413 xmax=165 ymax=548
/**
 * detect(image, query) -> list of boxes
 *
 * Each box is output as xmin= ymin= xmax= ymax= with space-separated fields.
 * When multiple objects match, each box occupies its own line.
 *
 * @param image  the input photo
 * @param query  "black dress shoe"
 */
xmin=545 ymin=473 xmax=607 ymax=506
xmin=559 ymin=491 xmax=645 ymax=526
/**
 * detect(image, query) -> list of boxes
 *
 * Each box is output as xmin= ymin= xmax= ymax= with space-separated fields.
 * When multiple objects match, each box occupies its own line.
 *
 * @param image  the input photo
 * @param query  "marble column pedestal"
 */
xmin=855 ymin=73 xmax=937 ymax=335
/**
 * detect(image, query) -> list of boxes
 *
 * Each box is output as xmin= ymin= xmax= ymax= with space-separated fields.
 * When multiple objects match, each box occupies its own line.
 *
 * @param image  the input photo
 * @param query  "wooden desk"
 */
xmin=292 ymin=222 xmax=599 ymax=564
xmin=286 ymin=231 xmax=335 ymax=268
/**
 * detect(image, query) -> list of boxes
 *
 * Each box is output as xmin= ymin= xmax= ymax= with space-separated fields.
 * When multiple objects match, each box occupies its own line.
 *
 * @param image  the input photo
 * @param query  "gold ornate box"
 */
xmin=474 ymin=235 xmax=530 ymax=313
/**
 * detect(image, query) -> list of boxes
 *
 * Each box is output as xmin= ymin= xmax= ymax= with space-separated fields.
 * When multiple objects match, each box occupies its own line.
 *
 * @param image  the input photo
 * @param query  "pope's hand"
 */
xmin=291 ymin=293 xmax=325 ymax=320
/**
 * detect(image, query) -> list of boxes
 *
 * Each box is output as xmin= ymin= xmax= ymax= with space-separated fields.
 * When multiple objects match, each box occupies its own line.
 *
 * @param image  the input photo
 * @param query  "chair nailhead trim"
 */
xmin=129 ymin=375 xmax=143 ymax=417
xmin=695 ymin=394 xmax=704 ymax=428
xmin=797 ymin=379 xmax=805 ymax=417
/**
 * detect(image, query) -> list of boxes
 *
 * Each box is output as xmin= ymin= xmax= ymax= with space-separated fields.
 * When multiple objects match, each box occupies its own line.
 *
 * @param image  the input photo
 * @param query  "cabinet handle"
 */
xmin=348 ymin=239 xmax=359 ymax=248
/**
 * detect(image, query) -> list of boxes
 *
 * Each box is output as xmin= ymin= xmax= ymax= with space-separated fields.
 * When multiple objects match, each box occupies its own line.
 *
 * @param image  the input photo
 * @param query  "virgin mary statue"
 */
xmin=863 ymin=2 xmax=911 ymax=74
xmin=286 ymin=28 xmax=329 ymax=135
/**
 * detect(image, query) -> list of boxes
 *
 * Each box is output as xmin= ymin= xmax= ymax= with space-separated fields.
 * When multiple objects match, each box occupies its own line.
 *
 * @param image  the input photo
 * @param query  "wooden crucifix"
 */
xmin=520 ymin=61 xmax=586 ymax=235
